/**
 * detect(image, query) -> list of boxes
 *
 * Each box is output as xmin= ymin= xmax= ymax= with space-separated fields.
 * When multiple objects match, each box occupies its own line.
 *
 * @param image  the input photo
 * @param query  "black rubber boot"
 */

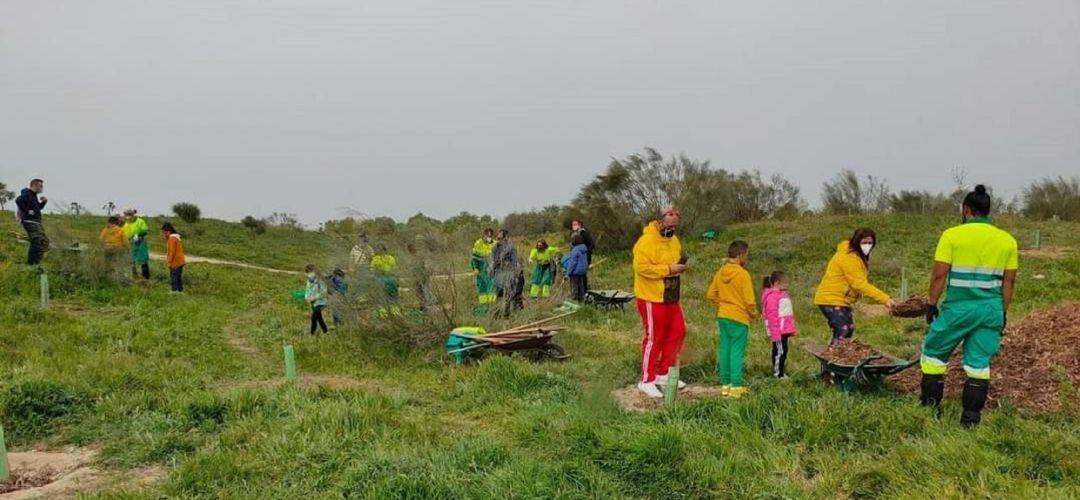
xmin=961 ymin=378 xmax=989 ymax=428
xmin=920 ymin=374 xmax=945 ymax=418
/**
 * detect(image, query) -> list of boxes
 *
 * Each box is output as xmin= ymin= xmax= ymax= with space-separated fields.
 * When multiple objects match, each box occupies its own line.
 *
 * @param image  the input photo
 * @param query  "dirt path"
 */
xmin=149 ymin=252 xmax=299 ymax=275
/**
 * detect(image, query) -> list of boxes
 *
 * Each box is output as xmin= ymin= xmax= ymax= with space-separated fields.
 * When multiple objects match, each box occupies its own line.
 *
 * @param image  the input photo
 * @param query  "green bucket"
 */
xmin=290 ymin=289 xmax=306 ymax=302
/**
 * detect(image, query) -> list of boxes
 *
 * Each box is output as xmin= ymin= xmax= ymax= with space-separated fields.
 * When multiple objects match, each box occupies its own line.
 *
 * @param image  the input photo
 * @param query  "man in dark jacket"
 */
xmin=492 ymin=229 xmax=524 ymax=316
xmin=15 ymin=179 xmax=49 ymax=265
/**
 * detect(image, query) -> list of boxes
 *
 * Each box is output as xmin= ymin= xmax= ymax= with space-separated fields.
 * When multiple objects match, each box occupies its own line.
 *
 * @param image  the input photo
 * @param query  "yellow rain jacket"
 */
xmin=632 ymin=221 xmax=683 ymax=303
xmin=706 ymin=260 xmax=759 ymax=326
xmin=814 ymin=241 xmax=890 ymax=306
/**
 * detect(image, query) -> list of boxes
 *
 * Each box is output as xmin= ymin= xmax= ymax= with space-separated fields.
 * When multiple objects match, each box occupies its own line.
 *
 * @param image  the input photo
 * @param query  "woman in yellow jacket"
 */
xmin=814 ymin=228 xmax=896 ymax=344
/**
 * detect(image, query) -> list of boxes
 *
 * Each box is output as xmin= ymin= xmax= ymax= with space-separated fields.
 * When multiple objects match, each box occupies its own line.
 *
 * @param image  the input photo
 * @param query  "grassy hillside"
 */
xmin=0 ymin=213 xmax=1077 ymax=498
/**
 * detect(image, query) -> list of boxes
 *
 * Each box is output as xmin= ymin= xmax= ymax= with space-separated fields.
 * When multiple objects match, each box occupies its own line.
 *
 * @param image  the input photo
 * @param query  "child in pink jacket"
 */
xmin=762 ymin=271 xmax=798 ymax=378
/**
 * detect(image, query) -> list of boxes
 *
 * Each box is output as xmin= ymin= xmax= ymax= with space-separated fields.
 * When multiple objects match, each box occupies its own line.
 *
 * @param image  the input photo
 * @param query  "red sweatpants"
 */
xmin=637 ymin=299 xmax=687 ymax=383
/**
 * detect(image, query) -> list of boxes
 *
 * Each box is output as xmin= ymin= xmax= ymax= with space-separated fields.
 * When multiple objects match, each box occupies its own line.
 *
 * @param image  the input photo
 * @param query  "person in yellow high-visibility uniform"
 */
xmin=528 ymin=239 xmax=559 ymax=298
xmin=470 ymin=229 xmax=496 ymax=307
xmin=920 ymin=185 xmax=1018 ymax=427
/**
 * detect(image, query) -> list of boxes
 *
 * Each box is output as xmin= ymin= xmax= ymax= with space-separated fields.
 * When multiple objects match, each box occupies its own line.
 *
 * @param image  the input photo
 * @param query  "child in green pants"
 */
xmin=706 ymin=241 xmax=759 ymax=398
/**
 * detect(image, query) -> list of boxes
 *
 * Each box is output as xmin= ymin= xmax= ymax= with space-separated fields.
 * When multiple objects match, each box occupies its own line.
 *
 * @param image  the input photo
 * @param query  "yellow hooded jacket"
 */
xmin=632 ymin=221 xmax=683 ymax=303
xmin=706 ymin=260 xmax=759 ymax=325
xmin=813 ymin=241 xmax=890 ymax=307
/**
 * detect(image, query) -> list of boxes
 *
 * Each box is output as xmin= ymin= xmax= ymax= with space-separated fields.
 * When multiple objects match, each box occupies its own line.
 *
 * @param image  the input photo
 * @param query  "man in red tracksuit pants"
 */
xmin=633 ymin=208 xmax=688 ymax=398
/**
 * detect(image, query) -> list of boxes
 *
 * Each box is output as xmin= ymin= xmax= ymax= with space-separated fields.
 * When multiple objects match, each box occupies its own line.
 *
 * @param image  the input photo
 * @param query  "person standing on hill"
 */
xmin=571 ymin=219 xmax=596 ymax=289
xmin=370 ymin=243 xmax=401 ymax=317
xmin=122 ymin=209 xmax=151 ymax=280
xmin=15 ymin=178 xmax=49 ymax=265
xmin=706 ymin=240 xmax=759 ymax=398
xmin=470 ymin=229 xmax=497 ymax=309
xmin=633 ymin=208 xmax=688 ymax=398
xmin=492 ymin=229 xmax=525 ymax=316
xmin=528 ymin=239 xmax=559 ymax=298
xmin=98 ymin=216 xmax=128 ymax=268
xmin=813 ymin=228 xmax=897 ymax=344
xmin=304 ymin=264 xmax=329 ymax=334
xmin=920 ymin=185 xmax=1017 ymax=427
xmin=162 ymin=222 xmax=186 ymax=293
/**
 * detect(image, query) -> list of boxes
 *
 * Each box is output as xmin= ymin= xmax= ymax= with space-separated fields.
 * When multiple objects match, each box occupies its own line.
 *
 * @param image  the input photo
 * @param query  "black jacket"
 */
xmin=15 ymin=188 xmax=47 ymax=223
xmin=574 ymin=228 xmax=596 ymax=261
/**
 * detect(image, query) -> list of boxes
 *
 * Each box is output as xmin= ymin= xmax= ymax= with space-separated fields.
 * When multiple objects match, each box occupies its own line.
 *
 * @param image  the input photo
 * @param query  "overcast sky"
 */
xmin=2 ymin=1 xmax=1077 ymax=224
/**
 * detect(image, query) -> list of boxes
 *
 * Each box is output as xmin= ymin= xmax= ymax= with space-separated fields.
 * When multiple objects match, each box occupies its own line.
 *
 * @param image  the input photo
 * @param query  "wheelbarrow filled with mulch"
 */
xmin=585 ymin=290 xmax=635 ymax=311
xmin=804 ymin=340 xmax=918 ymax=392
xmin=890 ymin=296 xmax=932 ymax=318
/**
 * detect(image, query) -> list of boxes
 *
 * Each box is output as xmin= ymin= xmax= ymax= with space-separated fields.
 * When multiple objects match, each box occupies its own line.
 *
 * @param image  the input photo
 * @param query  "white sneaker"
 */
xmin=654 ymin=375 xmax=687 ymax=390
xmin=637 ymin=382 xmax=664 ymax=399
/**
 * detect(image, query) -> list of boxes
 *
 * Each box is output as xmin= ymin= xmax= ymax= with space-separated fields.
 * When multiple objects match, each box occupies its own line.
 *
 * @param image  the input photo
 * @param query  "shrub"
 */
xmin=889 ymin=190 xmax=956 ymax=214
xmin=822 ymin=169 xmax=891 ymax=215
xmin=570 ymin=148 xmax=804 ymax=249
xmin=1022 ymin=177 xmax=1080 ymax=221
xmin=501 ymin=205 xmax=568 ymax=237
xmin=172 ymin=202 xmax=202 ymax=224
xmin=241 ymin=216 xmax=267 ymax=235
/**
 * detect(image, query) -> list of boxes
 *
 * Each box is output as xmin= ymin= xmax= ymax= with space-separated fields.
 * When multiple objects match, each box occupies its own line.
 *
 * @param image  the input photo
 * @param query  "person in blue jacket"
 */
xmin=563 ymin=233 xmax=590 ymax=302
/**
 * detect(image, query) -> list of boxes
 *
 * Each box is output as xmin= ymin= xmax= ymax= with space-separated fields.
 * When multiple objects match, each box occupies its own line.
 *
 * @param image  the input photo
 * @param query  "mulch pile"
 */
xmin=819 ymin=340 xmax=896 ymax=366
xmin=890 ymin=296 xmax=930 ymax=318
xmin=891 ymin=302 xmax=1080 ymax=412
xmin=0 ymin=468 xmax=58 ymax=494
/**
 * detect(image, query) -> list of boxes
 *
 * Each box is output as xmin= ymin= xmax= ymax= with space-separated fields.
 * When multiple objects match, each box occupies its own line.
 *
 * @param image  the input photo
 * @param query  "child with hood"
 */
xmin=761 ymin=271 xmax=798 ymax=379
xmin=562 ymin=234 xmax=589 ymax=302
xmin=706 ymin=240 xmax=759 ymax=398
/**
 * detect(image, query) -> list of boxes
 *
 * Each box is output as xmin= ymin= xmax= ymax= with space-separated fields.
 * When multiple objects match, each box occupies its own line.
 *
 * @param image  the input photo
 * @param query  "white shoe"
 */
xmin=654 ymin=375 xmax=687 ymax=390
xmin=637 ymin=382 xmax=664 ymax=399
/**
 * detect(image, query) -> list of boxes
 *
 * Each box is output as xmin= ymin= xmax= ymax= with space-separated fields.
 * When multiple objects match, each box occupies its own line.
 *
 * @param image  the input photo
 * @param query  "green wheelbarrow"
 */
xmin=803 ymin=342 xmax=918 ymax=392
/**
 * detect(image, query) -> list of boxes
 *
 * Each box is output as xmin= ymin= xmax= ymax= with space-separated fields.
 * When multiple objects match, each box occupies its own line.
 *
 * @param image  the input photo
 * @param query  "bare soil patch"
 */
xmin=0 ymin=447 xmax=161 ymax=499
xmin=613 ymin=385 xmax=725 ymax=412
xmin=1019 ymin=247 xmax=1071 ymax=259
xmin=891 ymin=302 xmax=1080 ymax=412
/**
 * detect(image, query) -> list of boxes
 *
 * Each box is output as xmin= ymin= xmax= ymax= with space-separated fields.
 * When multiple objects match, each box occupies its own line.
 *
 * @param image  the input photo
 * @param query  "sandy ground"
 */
xmin=0 ymin=447 xmax=161 ymax=499
xmin=613 ymin=384 xmax=727 ymax=412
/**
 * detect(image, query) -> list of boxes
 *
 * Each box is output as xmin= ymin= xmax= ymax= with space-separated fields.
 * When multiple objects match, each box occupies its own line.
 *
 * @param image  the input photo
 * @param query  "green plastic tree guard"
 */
xmin=283 ymin=345 xmax=298 ymax=382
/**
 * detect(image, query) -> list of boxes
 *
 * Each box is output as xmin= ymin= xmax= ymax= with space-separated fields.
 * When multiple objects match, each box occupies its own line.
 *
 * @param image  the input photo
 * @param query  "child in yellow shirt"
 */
xmin=706 ymin=240 xmax=759 ymax=398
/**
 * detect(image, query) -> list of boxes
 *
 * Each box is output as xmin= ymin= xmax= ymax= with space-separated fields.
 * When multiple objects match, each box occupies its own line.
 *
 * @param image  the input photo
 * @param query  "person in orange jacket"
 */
xmin=162 ymin=222 xmax=187 ymax=293
xmin=98 ymin=216 xmax=128 ymax=266
xmin=632 ymin=208 xmax=689 ymax=398
xmin=706 ymin=240 xmax=759 ymax=398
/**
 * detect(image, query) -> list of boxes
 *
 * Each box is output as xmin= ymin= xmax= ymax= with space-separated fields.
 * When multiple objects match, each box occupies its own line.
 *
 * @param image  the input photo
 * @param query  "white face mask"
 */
xmin=860 ymin=243 xmax=874 ymax=256
xmin=307 ymin=273 xmax=316 ymax=280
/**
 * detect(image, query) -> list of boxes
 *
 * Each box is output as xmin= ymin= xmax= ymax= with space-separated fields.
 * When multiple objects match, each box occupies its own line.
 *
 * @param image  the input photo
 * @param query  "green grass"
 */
xmin=0 ymin=212 xmax=1077 ymax=498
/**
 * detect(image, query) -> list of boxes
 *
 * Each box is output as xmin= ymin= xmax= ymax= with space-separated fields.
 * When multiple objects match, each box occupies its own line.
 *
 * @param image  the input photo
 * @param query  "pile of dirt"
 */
xmin=0 ymin=467 xmax=59 ymax=494
xmin=890 ymin=297 xmax=930 ymax=318
xmin=613 ymin=385 xmax=725 ymax=412
xmin=891 ymin=302 xmax=1080 ymax=412
xmin=818 ymin=340 xmax=896 ymax=366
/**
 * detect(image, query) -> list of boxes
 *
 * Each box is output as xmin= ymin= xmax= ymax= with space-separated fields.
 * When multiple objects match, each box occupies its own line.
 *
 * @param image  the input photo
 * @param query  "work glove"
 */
xmin=925 ymin=304 xmax=939 ymax=326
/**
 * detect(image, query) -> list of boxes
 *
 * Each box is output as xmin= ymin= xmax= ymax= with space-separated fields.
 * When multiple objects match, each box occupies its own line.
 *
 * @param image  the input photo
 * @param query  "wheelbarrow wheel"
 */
xmin=542 ymin=343 xmax=569 ymax=360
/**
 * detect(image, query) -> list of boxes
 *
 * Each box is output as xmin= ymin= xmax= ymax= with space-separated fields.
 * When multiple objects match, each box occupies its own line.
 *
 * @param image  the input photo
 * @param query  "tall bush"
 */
xmin=172 ymin=202 xmax=202 ymax=224
xmin=822 ymin=169 xmax=891 ymax=215
xmin=1022 ymin=177 xmax=1080 ymax=221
